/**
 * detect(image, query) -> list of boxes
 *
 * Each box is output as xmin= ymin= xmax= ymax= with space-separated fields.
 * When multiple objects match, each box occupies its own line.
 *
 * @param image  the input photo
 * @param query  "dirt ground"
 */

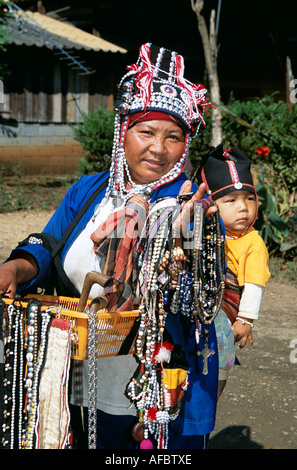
xmin=0 ymin=210 xmax=297 ymax=449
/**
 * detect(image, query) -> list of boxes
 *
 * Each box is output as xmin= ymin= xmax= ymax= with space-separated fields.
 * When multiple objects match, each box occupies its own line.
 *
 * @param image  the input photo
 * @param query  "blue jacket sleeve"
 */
xmin=6 ymin=172 xmax=109 ymax=294
xmin=7 ymin=178 xmax=85 ymax=293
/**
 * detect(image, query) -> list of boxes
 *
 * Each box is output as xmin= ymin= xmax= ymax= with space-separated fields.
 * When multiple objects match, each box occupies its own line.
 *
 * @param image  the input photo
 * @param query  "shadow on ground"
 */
xmin=209 ymin=425 xmax=264 ymax=449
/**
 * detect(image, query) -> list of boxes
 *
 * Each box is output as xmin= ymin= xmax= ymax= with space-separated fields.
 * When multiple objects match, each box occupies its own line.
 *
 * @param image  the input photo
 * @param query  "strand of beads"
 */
xmin=23 ymin=301 xmax=38 ymax=447
xmin=157 ymin=289 xmax=166 ymax=335
xmin=24 ymin=306 xmax=51 ymax=449
xmin=131 ymin=205 xmax=175 ymax=449
xmin=87 ymin=304 xmax=98 ymax=450
xmin=17 ymin=303 xmax=24 ymax=449
xmin=0 ymin=300 xmax=5 ymax=449
xmin=180 ymin=269 xmax=194 ymax=317
xmin=168 ymin=246 xmax=188 ymax=289
xmin=165 ymin=246 xmax=188 ymax=316
xmin=192 ymin=203 xmax=225 ymax=332
xmin=9 ymin=304 xmax=19 ymax=449
xmin=134 ymin=303 xmax=147 ymax=362
xmin=2 ymin=300 xmax=60 ymax=450
xmin=157 ymin=374 xmax=171 ymax=449
xmin=2 ymin=303 xmax=24 ymax=449
xmin=2 ymin=304 xmax=15 ymax=448
xmin=32 ymin=310 xmax=52 ymax=447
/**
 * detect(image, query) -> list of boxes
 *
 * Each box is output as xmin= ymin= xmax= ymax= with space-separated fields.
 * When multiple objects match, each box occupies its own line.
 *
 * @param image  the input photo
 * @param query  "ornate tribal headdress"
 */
xmin=106 ymin=43 xmax=212 ymax=202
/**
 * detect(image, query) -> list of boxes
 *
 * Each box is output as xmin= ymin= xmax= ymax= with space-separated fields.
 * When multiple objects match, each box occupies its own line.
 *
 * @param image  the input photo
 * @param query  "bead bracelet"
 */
xmin=235 ymin=317 xmax=254 ymax=328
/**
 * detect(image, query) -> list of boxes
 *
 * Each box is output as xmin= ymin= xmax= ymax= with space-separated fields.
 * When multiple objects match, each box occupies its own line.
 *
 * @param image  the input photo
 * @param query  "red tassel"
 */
xmin=51 ymin=317 xmax=71 ymax=331
xmin=147 ymin=407 xmax=157 ymax=421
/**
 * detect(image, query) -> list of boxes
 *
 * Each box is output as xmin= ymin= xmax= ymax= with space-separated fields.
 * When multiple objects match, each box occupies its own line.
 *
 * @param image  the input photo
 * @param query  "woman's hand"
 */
xmin=0 ymin=254 xmax=38 ymax=298
xmin=173 ymin=181 xmax=217 ymax=238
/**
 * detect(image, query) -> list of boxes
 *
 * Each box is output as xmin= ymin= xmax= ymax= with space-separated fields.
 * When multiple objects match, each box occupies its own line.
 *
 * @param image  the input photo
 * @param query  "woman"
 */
xmin=0 ymin=43 xmax=221 ymax=449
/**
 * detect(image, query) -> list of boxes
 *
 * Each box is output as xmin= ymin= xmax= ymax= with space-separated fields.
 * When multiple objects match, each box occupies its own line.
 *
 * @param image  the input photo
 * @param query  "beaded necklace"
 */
xmin=127 ymin=196 xmax=225 ymax=449
xmin=2 ymin=302 xmax=25 ymax=449
xmin=23 ymin=300 xmax=39 ymax=448
xmin=1 ymin=299 xmax=59 ymax=449
xmin=2 ymin=303 xmax=14 ymax=448
xmin=6 ymin=304 xmax=19 ymax=448
xmin=193 ymin=203 xmax=225 ymax=322
xmin=22 ymin=301 xmax=54 ymax=449
xmin=87 ymin=304 xmax=97 ymax=450
xmin=35 ymin=316 xmax=72 ymax=449
xmin=0 ymin=299 xmax=5 ymax=448
xmin=129 ymin=201 xmax=174 ymax=449
xmin=192 ymin=203 xmax=225 ymax=373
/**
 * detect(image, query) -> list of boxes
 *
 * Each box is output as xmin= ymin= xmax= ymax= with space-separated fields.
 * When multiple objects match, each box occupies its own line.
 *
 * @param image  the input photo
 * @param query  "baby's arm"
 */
xmin=233 ymin=283 xmax=265 ymax=348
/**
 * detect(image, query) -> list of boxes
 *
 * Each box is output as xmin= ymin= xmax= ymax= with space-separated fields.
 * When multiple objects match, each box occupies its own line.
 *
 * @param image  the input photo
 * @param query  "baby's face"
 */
xmin=215 ymin=190 xmax=257 ymax=234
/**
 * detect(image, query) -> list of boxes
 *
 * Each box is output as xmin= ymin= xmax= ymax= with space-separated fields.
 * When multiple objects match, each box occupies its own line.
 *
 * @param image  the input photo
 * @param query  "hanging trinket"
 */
xmin=128 ymin=195 xmax=225 ymax=449
xmin=192 ymin=201 xmax=225 ymax=375
xmin=1 ymin=298 xmax=72 ymax=450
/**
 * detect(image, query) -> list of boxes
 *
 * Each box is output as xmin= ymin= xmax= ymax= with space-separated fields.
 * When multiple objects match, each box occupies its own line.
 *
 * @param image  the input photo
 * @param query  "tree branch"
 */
xmin=191 ymin=0 xmax=222 ymax=145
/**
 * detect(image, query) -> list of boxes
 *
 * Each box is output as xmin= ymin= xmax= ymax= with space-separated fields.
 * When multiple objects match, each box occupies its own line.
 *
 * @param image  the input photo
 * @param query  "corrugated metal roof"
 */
xmin=7 ymin=10 xmax=127 ymax=53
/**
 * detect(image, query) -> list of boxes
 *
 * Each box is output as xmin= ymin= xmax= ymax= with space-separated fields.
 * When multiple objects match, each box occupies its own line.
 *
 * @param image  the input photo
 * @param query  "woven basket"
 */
xmin=3 ymin=294 xmax=139 ymax=360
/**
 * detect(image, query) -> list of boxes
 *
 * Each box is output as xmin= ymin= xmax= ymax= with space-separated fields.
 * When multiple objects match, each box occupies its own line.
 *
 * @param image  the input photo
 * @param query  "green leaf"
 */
xmin=268 ymin=212 xmax=289 ymax=235
xmin=280 ymin=242 xmax=297 ymax=253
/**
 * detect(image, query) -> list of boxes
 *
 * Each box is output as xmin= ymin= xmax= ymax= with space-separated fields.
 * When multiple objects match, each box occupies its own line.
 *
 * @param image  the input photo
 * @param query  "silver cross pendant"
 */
xmin=197 ymin=343 xmax=215 ymax=375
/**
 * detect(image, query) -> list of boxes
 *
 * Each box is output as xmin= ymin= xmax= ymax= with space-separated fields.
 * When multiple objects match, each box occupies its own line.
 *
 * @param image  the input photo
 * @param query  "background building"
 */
xmin=0 ymin=0 xmax=295 ymax=175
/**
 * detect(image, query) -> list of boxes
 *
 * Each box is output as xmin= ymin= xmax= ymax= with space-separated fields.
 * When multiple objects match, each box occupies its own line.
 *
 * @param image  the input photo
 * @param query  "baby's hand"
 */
xmin=232 ymin=317 xmax=254 ymax=348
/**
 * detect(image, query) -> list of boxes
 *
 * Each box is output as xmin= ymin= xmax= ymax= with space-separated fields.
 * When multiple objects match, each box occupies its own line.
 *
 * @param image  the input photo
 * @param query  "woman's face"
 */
xmin=124 ymin=119 xmax=186 ymax=185
xmin=215 ymin=190 xmax=257 ymax=234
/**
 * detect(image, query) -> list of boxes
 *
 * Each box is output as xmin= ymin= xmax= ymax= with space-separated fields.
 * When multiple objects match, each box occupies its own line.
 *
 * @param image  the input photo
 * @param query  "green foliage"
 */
xmin=220 ymin=93 xmax=297 ymax=189
xmin=0 ymin=162 xmax=33 ymax=211
xmin=190 ymin=93 xmax=297 ymax=190
xmin=70 ymin=95 xmax=297 ymax=189
xmin=190 ymin=93 xmax=297 ymax=259
xmin=70 ymin=97 xmax=297 ymax=260
xmin=0 ymin=162 xmax=71 ymax=213
xmin=70 ymin=107 xmax=115 ymax=175
xmin=0 ymin=0 xmax=12 ymax=80
xmin=188 ymin=116 xmax=213 ymax=165
xmin=255 ymin=174 xmax=297 ymax=257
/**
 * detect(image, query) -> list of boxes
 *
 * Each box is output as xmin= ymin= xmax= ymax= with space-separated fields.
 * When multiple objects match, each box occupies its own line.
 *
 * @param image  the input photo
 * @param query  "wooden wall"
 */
xmin=1 ymin=45 xmax=117 ymax=123
xmin=0 ymin=45 xmax=124 ymax=175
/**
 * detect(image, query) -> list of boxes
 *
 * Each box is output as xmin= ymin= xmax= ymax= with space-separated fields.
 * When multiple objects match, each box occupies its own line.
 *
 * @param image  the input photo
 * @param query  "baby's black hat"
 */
xmin=197 ymin=144 xmax=256 ymax=200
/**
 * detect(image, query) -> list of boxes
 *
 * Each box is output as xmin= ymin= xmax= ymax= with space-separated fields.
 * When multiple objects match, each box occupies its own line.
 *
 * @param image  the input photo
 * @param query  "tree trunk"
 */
xmin=286 ymin=56 xmax=294 ymax=112
xmin=190 ymin=0 xmax=222 ymax=146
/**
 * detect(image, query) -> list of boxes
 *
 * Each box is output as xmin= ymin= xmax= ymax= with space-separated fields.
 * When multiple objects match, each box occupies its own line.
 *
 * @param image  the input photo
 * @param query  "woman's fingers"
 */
xmin=173 ymin=181 xmax=217 ymax=237
xmin=0 ymin=264 xmax=17 ymax=298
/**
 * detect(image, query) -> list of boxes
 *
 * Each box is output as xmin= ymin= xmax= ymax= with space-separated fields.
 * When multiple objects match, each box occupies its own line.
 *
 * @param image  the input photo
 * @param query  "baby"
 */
xmin=198 ymin=144 xmax=270 ymax=397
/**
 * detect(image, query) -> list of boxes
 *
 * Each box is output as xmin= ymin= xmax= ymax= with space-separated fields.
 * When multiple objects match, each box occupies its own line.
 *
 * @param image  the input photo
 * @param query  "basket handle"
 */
xmin=77 ymin=271 xmax=112 ymax=312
